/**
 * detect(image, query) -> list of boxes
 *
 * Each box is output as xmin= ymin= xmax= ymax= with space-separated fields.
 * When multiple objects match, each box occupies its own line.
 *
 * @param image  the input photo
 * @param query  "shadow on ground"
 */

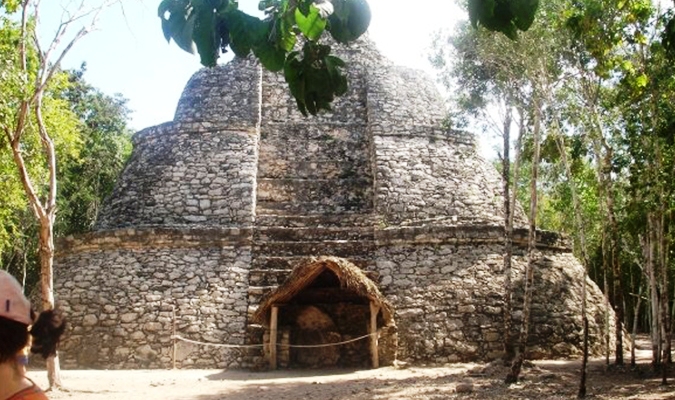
xmin=190 ymin=360 xmax=675 ymax=400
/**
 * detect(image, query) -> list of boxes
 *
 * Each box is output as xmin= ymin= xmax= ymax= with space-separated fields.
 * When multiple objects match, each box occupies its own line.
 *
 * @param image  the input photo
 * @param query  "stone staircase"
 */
xmin=247 ymin=213 xmax=377 ymax=309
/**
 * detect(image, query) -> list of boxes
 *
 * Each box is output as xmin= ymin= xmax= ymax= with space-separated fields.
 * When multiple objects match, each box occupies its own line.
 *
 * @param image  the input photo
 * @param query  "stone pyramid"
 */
xmin=55 ymin=38 xmax=615 ymax=369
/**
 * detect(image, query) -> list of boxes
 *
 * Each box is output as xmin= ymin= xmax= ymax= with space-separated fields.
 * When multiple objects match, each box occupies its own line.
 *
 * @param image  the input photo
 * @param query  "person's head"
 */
xmin=0 ymin=271 xmax=66 ymax=364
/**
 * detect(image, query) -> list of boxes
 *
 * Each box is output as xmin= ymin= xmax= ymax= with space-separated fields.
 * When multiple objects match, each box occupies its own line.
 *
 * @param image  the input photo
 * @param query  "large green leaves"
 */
xmin=284 ymin=42 xmax=348 ymax=116
xmin=159 ymin=0 xmax=196 ymax=54
xmin=295 ymin=4 xmax=327 ymax=40
xmin=328 ymin=0 xmax=371 ymax=43
xmin=159 ymin=0 xmax=369 ymax=115
xmin=225 ymin=9 xmax=285 ymax=71
xmin=468 ymin=0 xmax=539 ymax=40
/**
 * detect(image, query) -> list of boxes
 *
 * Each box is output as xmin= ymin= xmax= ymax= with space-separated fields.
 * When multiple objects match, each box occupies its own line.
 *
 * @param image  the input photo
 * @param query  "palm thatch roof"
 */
xmin=252 ymin=256 xmax=394 ymax=327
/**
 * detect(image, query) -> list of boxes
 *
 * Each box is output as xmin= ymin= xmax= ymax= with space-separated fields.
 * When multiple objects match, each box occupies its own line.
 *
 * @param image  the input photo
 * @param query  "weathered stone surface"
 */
xmin=54 ymin=37 xmax=616 ymax=370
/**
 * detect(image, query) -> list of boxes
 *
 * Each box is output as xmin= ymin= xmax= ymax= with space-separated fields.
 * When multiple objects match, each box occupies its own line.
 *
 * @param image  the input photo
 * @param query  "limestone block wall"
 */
xmin=55 ymin=229 xmax=253 ymax=369
xmin=173 ymin=57 xmax=262 ymax=128
xmin=372 ymin=226 xmax=613 ymax=363
xmin=373 ymin=135 xmax=520 ymax=226
xmin=364 ymin=60 xmax=526 ymax=228
xmin=96 ymin=123 xmax=260 ymax=229
xmin=256 ymin=62 xmax=372 ymax=219
xmin=96 ymin=56 xmax=262 ymax=231
xmin=366 ymin=65 xmax=448 ymax=136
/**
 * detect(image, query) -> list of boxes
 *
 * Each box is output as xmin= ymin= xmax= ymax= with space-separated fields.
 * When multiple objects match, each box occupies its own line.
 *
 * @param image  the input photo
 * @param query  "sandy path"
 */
xmin=30 ymin=365 xmax=477 ymax=400
xmin=26 ymin=339 xmax=675 ymax=400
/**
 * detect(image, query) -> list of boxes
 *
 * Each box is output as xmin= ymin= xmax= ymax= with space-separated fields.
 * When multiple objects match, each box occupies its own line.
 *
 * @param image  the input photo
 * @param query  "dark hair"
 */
xmin=29 ymin=309 xmax=66 ymax=359
xmin=0 ymin=316 xmax=30 ymax=363
xmin=0 ymin=309 xmax=66 ymax=364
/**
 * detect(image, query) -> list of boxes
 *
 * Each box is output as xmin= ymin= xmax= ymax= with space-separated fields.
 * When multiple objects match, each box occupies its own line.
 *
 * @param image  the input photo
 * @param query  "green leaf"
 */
xmin=467 ymin=0 xmax=538 ymax=40
xmin=279 ymin=16 xmax=297 ymax=52
xmin=225 ymin=10 xmax=262 ymax=57
xmin=295 ymin=4 xmax=327 ymax=41
xmin=468 ymin=0 xmax=496 ymax=29
xmin=635 ymin=74 xmax=648 ymax=88
xmin=158 ymin=0 xmax=196 ymax=54
xmin=161 ymin=17 xmax=174 ymax=43
xmin=328 ymin=0 xmax=371 ymax=43
xmin=158 ymin=0 xmax=195 ymax=53
xmin=253 ymin=40 xmax=286 ymax=71
xmin=282 ymin=42 xmax=347 ymax=116
xmin=193 ymin=3 xmax=219 ymax=66
xmin=510 ymin=0 xmax=539 ymax=31
xmin=0 ymin=0 xmax=21 ymax=13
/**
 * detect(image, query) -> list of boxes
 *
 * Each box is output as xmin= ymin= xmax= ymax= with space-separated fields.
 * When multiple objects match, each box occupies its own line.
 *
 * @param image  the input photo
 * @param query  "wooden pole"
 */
xmin=270 ymin=305 xmax=279 ymax=370
xmin=172 ymin=305 xmax=177 ymax=369
xmin=369 ymin=302 xmax=380 ymax=368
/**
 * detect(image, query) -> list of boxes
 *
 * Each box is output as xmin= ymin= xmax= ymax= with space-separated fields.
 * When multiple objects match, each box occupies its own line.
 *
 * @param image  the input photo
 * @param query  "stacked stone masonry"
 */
xmin=55 ymin=37 xmax=617 ymax=370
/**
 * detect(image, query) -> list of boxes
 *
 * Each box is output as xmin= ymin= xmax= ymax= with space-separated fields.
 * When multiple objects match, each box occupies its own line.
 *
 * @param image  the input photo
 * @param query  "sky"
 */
xmin=40 ymin=0 xmax=466 ymax=132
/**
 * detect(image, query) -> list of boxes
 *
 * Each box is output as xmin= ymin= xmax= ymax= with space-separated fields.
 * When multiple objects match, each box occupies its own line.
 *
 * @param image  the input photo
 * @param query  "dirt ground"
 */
xmin=30 ymin=339 xmax=675 ymax=400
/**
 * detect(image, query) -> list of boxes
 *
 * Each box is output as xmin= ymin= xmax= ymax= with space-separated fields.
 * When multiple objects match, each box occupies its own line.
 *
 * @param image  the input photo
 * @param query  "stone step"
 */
xmin=258 ymin=159 xmax=371 ymax=180
xmin=256 ymin=177 xmax=373 ymax=214
xmin=251 ymin=240 xmax=376 ymax=258
xmin=254 ymin=213 xmax=378 ymax=228
xmin=253 ymin=226 xmax=374 ymax=242
xmin=249 ymin=255 xmax=374 ymax=272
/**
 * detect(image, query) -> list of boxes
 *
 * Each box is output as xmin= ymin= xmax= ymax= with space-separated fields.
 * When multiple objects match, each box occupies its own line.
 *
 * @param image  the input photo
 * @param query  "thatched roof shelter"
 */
xmin=252 ymin=256 xmax=395 ymax=327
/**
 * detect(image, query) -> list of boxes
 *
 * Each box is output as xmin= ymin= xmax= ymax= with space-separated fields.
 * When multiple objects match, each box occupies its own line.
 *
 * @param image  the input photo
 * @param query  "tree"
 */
xmin=0 ymin=0 xmax=120 ymax=388
xmin=430 ymin=19 xmax=532 ymax=364
xmin=158 ymin=0 xmax=371 ymax=116
xmin=57 ymin=66 xmax=133 ymax=235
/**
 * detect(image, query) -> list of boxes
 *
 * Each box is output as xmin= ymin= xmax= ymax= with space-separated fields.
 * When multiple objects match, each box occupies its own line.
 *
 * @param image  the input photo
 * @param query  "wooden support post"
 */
xmin=369 ymin=302 xmax=380 ymax=368
xmin=270 ymin=305 xmax=279 ymax=370
xmin=172 ymin=305 xmax=177 ymax=369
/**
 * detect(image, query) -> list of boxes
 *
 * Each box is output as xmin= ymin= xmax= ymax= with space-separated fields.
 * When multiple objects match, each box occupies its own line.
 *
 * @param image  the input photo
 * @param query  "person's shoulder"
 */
xmin=6 ymin=384 xmax=49 ymax=400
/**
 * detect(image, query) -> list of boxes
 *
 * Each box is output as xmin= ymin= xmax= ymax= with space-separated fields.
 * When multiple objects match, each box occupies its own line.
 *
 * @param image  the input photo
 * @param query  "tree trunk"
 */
xmin=646 ymin=217 xmax=661 ymax=368
xmin=37 ymin=218 xmax=61 ymax=388
xmin=631 ymin=286 xmax=643 ymax=368
xmin=33 ymin=89 xmax=62 ymax=390
xmin=505 ymin=103 xmax=540 ymax=385
xmin=502 ymin=107 xmax=515 ymax=364
xmin=604 ymin=262 xmax=611 ymax=367
xmin=551 ymin=130 xmax=592 ymax=398
xmin=610 ymin=212 xmax=624 ymax=366
xmin=657 ymin=211 xmax=670 ymax=384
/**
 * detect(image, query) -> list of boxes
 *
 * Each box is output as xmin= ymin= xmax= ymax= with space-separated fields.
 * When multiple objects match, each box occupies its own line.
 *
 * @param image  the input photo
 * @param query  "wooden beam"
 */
xmin=369 ymin=301 xmax=380 ymax=368
xmin=270 ymin=305 xmax=278 ymax=370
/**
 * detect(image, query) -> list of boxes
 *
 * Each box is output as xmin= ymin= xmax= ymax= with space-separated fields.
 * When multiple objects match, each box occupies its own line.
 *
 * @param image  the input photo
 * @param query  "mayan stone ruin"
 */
xmin=54 ymin=38 xmax=616 ymax=370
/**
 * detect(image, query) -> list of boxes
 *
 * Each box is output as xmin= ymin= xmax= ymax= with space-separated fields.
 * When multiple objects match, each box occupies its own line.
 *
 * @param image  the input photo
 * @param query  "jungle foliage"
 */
xmin=432 ymin=0 xmax=675 ymax=388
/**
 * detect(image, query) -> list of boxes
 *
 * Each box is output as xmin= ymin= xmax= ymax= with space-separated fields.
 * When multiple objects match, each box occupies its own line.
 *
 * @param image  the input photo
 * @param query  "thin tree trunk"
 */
xmin=40 ymin=219 xmax=61 ymax=387
xmin=646 ymin=217 xmax=661 ymax=368
xmin=657 ymin=209 xmax=670 ymax=384
xmin=552 ymin=131 xmax=592 ymax=398
xmin=631 ymin=286 xmax=643 ymax=368
xmin=589 ymin=110 xmax=623 ymax=366
xmin=502 ymin=107 xmax=515 ymax=364
xmin=505 ymin=103 xmax=540 ymax=385
xmin=610 ymin=210 xmax=625 ymax=366
xmin=34 ymin=89 xmax=62 ymax=389
xmin=605 ymin=258 xmax=611 ymax=367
